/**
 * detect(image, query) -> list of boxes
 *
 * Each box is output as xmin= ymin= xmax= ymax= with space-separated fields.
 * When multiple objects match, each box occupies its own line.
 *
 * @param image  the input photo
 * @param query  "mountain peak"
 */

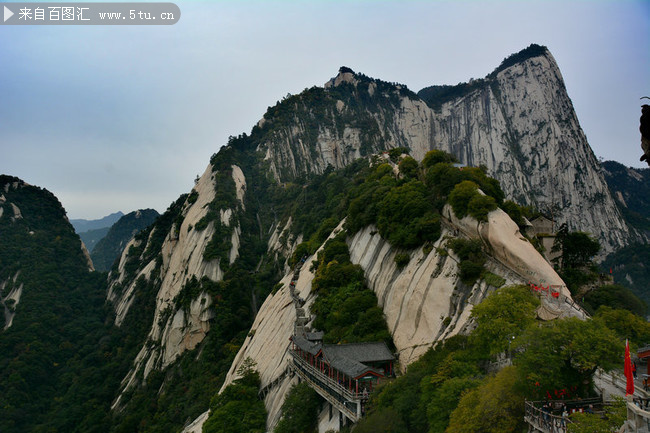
xmin=489 ymin=43 xmax=550 ymax=77
xmin=324 ymin=66 xmax=358 ymax=88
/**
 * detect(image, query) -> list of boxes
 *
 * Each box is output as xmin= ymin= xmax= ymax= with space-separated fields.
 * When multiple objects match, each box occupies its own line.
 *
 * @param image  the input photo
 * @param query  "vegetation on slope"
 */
xmin=91 ymin=209 xmax=159 ymax=271
xmin=602 ymin=243 xmax=650 ymax=306
xmin=202 ymin=359 xmax=267 ymax=433
xmin=600 ymin=160 xmax=650 ymax=305
xmin=310 ymin=233 xmax=392 ymax=345
xmin=601 ymin=160 xmax=650 ymax=235
xmin=274 ymin=383 xmax=323 ymax=433
xmin=0 ymin=176 xmax=110 ymax=433
xmin=354 ymin=285 xmax=636 ymax=433
xmin=549 ymin=224 xmax=646 ymax=316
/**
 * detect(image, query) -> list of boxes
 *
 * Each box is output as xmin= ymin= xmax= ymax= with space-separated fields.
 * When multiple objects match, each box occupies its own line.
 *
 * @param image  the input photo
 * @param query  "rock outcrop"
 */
xmin=1 ymin=272 xmax=23 ymax=330
xmin=256 ymin=47 xmax=630 ymax=254
xmin=108 ymin=164 xmax=247 ymax=408
xmin=111 ymin=45 xmax=620 ymax=429
xmin=187 ymin=205 xmax=585 ymax=431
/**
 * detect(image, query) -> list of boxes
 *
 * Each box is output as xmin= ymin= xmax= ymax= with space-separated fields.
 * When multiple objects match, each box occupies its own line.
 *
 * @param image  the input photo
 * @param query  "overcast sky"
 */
xmin=1 ymin=0 xmax=648 ymax=219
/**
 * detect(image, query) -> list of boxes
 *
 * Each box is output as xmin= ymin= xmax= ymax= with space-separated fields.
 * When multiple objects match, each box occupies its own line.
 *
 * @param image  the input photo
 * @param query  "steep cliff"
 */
xmin=91 ymin=208 xmax=159 ymax=271
xmin=255 ymin=46 xmax=629 ymax=254
xmin=601 ymin=160 xmax=650 ymax=237
xmin=103 ymin=44 xmax=625 ymax=431
xmin=204 ymin=204 xmax=584 ymax=432
xmin=107 ymin=163 xmax=249 ymax=408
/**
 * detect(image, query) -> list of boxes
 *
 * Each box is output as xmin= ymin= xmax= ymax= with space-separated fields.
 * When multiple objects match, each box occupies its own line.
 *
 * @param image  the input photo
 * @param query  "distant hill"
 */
xmin=601 ymin=160 xmax=650 ymax=236
xmin=70 ymin=211 xmax=123 ymax=233
xmin=601 ymin=160 xmax=650 ymax=304
xmin=91 ymin=209 xmax=159 ymax=272
xmin=79 ymin=226 xmax=110 ymax=253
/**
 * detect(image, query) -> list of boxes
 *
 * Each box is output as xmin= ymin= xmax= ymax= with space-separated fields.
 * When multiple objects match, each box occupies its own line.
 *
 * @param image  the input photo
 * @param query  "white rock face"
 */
xmin=425 ymin=54 xmax=627 ymax=255
xmin=80 ymin=240 xmax=95 ymax=271
xmin=10 ymin=203 xmax=22 ymax=221
xmin=180 ymin=410 xmax=210 ymax=433
xmin=442 ymin=205 xmax=569 ymax=296
xmin=257 ymin=51 xmax=630 ymax=254
xmin=159 ymin=291 xmax=215 ymax=368
xmin=187 ymin=223 xmax=346 ymax=433
xmin=109 ymin=163 xmax=246 ymax=408
xmin=1 ymin=272 xmax=23 ymax=330
xmin=232 ymin=164 xmax=247 ymax=209
xmin=186 ymin=210 xmax=583 ymax=431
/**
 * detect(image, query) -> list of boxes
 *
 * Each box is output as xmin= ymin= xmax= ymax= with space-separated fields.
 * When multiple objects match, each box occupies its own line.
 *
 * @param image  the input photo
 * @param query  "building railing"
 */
xmin=290 ymin=351 xmax=361 ymax=422
xmin=290 ymin=349 xmax=364 ymax=401
xmin=524 ymin=400 xmax=572 ymax=433
xmin=525 ymin=398 xmax=602 ymax=433
xmin=627 ymin=399 xmax=650 ymax=433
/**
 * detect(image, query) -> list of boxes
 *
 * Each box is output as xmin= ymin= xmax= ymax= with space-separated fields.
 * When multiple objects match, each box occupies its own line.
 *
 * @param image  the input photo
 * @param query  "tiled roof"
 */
xmin=326 ymin=354 xmax=381 ymax=380
xmin=322 ymin=342 xmax=394 ymax=364
xmin=292 ymin=335 xmax=322 ymax=356
xmin=305 ymin=331 xmax=324 ymax=342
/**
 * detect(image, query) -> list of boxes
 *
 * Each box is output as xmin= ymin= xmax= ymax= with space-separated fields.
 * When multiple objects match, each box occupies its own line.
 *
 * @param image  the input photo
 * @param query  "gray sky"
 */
xmin=1 ymin=0 xmax=648 ymax=219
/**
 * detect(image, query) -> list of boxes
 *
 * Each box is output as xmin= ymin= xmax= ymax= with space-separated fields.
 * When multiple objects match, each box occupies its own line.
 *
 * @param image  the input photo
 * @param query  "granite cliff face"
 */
xmin=106 ymin=45 xmax=625 ymax=429
xmin=256 ymin=46 xmax=629 ymax=254
xmin=200 ymin=206 xmax=584 ymax=432
xmin=107 ymin=163 xmax=246 ymax=408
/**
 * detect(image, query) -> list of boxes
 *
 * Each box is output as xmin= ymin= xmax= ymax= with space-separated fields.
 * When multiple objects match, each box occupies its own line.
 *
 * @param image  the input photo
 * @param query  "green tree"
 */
xmin=514 ymin=318 xmax=621 ymax=399
xmin=448 ymin=181 xmax=480 ymax=219
xmin=567 ymin=397 xmax=626 ymax=433
xmin=583 ymin=284 xmax=646 ymax=317
xmin=553 ymin=226 xmax=601 ymax=269
xmin=274 ymin=383 xmax=322 ymax=433
xmin=202 ymin=359 xmax=266 ymax=433
xmin=377 ymin=181 xmax=440 ymax=248
xmin=594 ymin=306 xmax=650 ymax=348
xmin=354 ymin=407 xmax=409 ymax=433
xmin=421 ymin=150 xmax=457 ymax=169
xmin=467 ymin=194 xmax=497 ymax=222
xmin=425 ymin=376 xmax=480 ymax=432
xmin=398 ymin=156 xmax=419 ymax=179
xmin=470 ymin=285 xmax=540 ymax=356
xmin=446 ymin=366 xmax=525 ymax=433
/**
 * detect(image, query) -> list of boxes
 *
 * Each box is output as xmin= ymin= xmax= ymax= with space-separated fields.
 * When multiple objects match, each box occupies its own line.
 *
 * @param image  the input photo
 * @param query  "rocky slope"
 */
xmin=0 ymin=176 xmax=95 ymax=330
xmin=601 ymin=160 xmax=650 ymax=237
xmin=91 ymin=208 xmax=159 ymax=271
xmin=103 ymin=44 xmax=625 ymax=431
xmin=107 ymin=163 xmax=247 ymax=408
xmin=205 ymin=204 xmax=584 ymax=432
xmin=257 ymin=45 xmax=629 ymax=254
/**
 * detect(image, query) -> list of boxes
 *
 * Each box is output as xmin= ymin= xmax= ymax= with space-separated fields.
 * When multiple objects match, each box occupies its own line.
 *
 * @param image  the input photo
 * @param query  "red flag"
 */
xmin=625 ymin=339 xmax=635 ymax=395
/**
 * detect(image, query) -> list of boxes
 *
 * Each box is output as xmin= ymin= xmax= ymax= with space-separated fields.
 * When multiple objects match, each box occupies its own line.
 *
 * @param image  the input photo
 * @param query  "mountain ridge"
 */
xmin=247 ymin=45 xmax=630 ymax=254
xmin=71 ymin=211 xmax=124 ymax=233
xmin=91 ymin=208 xmax=159 ymax=272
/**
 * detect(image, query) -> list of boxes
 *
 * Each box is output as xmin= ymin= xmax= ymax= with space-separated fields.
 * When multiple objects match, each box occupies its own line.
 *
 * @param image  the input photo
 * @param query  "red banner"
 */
xmin=625 ymin=339 xmax=635 ymax=396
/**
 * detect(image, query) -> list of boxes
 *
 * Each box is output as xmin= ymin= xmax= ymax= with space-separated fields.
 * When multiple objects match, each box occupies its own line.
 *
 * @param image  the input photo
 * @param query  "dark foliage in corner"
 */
xmin=0 ymin=177 xmax=112 ymax=433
